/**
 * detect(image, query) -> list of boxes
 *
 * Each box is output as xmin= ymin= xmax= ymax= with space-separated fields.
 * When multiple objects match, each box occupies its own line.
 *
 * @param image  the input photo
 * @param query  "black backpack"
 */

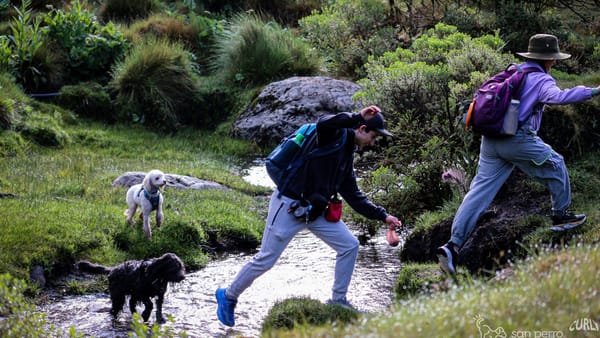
xmin=265 ymin=123 xmax=347 ymax=196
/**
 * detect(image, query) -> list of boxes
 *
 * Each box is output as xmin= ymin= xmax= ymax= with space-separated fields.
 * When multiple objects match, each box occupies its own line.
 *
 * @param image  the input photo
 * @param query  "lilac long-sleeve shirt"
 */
xmin=518 ymin=61 xmax=594 ymax=132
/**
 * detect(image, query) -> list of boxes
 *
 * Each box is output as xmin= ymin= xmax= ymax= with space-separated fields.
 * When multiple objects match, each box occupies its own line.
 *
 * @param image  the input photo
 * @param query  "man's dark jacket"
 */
xmin=281 ymin=112 xmax=388 ymax=221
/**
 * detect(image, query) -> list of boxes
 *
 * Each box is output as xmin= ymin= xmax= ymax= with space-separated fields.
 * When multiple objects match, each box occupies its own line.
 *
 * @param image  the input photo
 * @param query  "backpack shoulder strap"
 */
xmin=514 ymin=65 xmax=544 ymax=125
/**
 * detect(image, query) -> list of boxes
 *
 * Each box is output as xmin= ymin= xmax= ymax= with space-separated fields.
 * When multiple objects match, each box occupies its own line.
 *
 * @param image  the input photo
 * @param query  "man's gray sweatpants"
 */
xmin=226 ymin=190 xmax=359 ymax=302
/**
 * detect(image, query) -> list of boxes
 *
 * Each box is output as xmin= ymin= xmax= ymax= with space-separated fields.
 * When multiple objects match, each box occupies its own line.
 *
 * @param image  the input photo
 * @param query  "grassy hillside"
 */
xmin=0 ymin=121 xmax=270 ymax=280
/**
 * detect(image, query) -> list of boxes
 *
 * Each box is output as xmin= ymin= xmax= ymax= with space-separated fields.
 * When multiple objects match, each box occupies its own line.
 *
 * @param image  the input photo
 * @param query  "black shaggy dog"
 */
xmin=77 ymin=252 xmax=185 ymax=323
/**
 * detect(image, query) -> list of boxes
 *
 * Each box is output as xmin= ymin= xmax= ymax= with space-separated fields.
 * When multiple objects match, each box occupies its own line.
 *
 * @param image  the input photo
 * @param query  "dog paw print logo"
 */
xmin=474 ymin=314 xmax=507 ymax=338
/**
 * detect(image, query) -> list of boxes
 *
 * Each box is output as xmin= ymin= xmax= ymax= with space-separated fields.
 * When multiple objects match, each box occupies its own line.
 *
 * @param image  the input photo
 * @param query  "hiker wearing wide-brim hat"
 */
xmin=437 ymin=33 xmax=600 ymax=275
xmin=516 ymin=34 xmax=571 ymax=60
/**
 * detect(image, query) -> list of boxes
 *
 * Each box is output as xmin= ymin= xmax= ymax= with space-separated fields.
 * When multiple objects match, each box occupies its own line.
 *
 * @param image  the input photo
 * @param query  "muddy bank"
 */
xmin=401 ymin=170 xmax=550 ymax=273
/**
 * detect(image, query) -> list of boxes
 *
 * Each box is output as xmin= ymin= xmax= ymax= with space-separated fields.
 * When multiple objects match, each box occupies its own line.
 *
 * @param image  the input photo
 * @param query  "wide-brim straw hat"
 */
xmin=516 ymin=34 xmax=571 ymax=60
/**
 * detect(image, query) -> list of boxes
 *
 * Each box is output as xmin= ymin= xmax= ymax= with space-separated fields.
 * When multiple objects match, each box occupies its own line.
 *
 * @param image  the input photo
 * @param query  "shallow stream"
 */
xmin=39 ymin=161 xmax=404 ymax=337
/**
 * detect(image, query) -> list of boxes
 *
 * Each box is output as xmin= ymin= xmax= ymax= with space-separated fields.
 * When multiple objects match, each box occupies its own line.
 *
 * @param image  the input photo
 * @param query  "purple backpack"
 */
xmin=465 ymin=63 xmax=539 ymax=137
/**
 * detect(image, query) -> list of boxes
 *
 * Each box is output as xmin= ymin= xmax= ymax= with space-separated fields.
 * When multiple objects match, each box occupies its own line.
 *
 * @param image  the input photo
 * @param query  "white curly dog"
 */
xmin=125 ymin=170 xmax=166 ymax=240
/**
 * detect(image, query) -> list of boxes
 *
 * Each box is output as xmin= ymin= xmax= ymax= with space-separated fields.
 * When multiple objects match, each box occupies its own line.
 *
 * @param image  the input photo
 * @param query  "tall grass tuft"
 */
xmin=211 ymin=13 xmax=322 ymax=86
xmin=109 ymin=37 xmax=202 ymax=132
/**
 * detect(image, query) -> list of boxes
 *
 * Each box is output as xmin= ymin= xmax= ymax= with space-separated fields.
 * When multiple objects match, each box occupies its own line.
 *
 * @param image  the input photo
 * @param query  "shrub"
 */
xmin=299 ymin=0 xmax=398 ymax=79
xmin=126 ymin=13 xmax=224 ymax=75
xmin=537 ymin=72 xmax=600 ymax=158
xmin=0 ymin=273 xmax=68 ymax=337
xmin=127 ymin=13 xmax=198 ymax=47
xmin=187 ymin=12 xmax=224 ymax=74
xmin=0 ymin=98 xmax=17 ymax=130
xmin=109 ymin=37 xmax=203 ymax=132
xmin=98 ymin=0 xmax=163 ymax=23
xmin=0 ymin=130 xmax=27 ymax=157
xmin=0 ymin=72 xmax=26 ymax=130
xmin=3 ymin=0 xmax=47 ymax=92
xmin=354 ymin=24 xmax=514 ymax=216
xmin=57 ymin=82 xmax=115 ymax=123
xmin=44 ymin=0 xmax=129 ymax=84
xmin=211 ymin=13 xmax=322 ymax=86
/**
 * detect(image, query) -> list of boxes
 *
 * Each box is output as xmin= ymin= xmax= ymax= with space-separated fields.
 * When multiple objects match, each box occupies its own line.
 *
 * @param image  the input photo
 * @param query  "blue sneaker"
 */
xmin=215 ymin=288 xmax=237 ymax=327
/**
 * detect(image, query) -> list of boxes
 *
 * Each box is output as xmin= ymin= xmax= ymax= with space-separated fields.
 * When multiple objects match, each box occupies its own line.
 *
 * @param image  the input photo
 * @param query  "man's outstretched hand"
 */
xmin=385 ymin=215 xmax=401 ymax=247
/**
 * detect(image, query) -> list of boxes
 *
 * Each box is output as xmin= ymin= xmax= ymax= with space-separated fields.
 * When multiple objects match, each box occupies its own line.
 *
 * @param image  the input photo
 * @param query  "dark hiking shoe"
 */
xmin=327 ymin=297 xmax=363 ymax=313
xmin=216 ymin=288 xmax=237 ymax=327
xmin=437 ymin=243 xmax=458 ymax=275
xmin=551 ymin=211 xmax=586 ymax=231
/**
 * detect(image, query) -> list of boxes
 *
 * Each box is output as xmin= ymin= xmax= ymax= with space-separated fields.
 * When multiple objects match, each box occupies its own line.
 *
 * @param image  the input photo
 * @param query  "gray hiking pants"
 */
xmin=451 ymin=124 xmax=571 ymax=247
xmin=226 ymin=190 xmax=359 ymax=302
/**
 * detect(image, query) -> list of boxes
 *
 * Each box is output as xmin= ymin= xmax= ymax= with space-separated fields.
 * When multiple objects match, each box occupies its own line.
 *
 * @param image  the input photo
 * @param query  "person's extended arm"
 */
xmin=339 ymin=177 xmax=403 ymax=233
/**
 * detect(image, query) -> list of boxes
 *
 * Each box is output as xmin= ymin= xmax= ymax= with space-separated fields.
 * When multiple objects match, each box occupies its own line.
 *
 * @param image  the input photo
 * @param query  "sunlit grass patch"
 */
xmin=0 ymin=120 xmax=267 ymax=279
xmin=0 ymin=197 xmax=122 ymax=279
xmin=262 ymin=297 xmax=360 ymax=335
xmin=297 ymin=244 xmax=600 ymax=338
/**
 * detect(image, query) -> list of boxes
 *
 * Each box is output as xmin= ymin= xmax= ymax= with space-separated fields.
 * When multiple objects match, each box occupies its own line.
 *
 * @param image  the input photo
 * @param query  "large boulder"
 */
xmin=112 ymin=172 xmax=227 ymax=190
xmin=232 ymin=76 xmax=362 ymax=147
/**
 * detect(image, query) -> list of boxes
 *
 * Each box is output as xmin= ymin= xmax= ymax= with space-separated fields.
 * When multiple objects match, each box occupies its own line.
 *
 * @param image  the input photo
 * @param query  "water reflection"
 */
xmin=41 ymin=228 xmax=401 ymax=337
xmin=40 ymin=161 xmax=402 ymax=337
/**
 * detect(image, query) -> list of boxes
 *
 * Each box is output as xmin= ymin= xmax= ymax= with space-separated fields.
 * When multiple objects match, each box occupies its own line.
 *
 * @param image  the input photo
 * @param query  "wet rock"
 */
xmin=112 ymin=172 xmax=228 ymax=190
xmin=401 ymin=171 xmax=548 ymax=274
xmin=231 ymin=76 xmax=362 ymax=147
xmin=30 ymin=265 xmax=46 ymax=287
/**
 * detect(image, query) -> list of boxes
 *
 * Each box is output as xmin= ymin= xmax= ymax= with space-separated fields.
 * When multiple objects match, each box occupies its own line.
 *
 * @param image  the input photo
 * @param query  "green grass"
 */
xmin=268 ymin=244 xmax=599 ymax=337
xmin=262 ymin=153 xmax=600 ymax=336
xmin=0 ymin=121 xmax=269 ymax=279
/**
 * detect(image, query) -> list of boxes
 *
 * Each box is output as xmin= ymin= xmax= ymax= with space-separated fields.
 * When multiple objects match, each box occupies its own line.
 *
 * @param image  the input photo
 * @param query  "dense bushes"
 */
xmin=0 ymin=0 xmax=48 ymax=92
xmin=98 ymin=0 xmax=163 ymax=23
xmin=0 ymin=0 xmax=128 ymax=92
xmin=354 ymin=24 xmax=514 ymax=219
xmin=44 ymin=0 xmax=129 ymax=85
xmin=0 ymin=72 xmax=69 ymax=150
xmin=0 ymin=274 xmax=65 ymax=337
xmin=126 ymin=12 xmax=224 ymax=75
xmin=211 ymin=13 xmax=322 ymax=86
xmin=57 ymin=82 xmax=115 ymax=122
xmin=299 ymin=0 xmax=399 ymax=79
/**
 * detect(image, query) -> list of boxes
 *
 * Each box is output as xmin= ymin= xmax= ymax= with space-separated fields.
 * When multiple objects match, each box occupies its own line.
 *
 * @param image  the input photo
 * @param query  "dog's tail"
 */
xmin=77 ymin=261 xmax=111 ymax=275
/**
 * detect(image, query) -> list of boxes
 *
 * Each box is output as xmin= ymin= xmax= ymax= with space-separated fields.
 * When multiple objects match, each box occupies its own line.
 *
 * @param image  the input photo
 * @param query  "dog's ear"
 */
xmin=142 ymin=172 xmax=152 ymax=191
xmin=146 ymin=253 xmax=171 ymax=277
